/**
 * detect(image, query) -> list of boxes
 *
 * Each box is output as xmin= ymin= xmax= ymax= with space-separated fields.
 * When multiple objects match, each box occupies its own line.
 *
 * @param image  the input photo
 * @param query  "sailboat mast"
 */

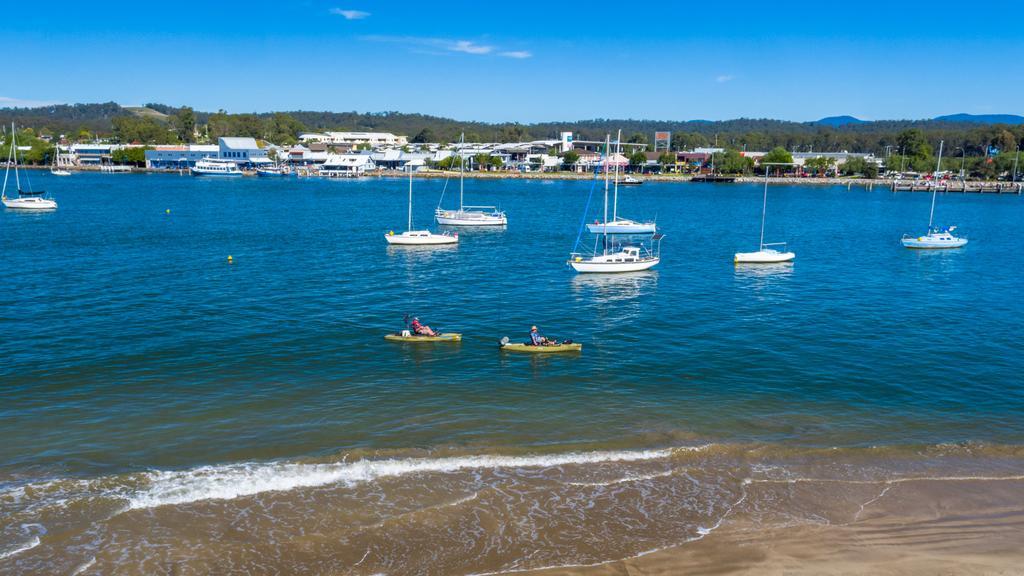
xmin=459 ymin=133 xmax=465 ymax=212
xmin=929 ymin=140 xmax=943 ymax=229
xmin=2 ymin=123 xmax=12 ymax=197
xmin=407 ymin=168 xmax=413 ymax=231
xmin=603 ymin=134 xmax=610 ymax=255
xmin=759 ymin=166 xmax=769 ymax=250
xmin=12 ymin=124 xmax=21 ymax=192
xmin=613 ymin=129 xmax=621 ymax=221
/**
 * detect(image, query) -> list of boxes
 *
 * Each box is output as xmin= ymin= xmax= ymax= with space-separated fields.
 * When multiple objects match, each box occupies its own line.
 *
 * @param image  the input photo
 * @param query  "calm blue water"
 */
xmin=1 ymin=173 xmax=1022 ymax=476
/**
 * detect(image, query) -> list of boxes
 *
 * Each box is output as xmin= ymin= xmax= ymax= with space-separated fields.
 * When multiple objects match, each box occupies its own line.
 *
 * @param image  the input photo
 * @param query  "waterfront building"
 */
xmin=299 ymin=132 xmax=407 ymax=147
xmin=218 ymin=137 xmax=270 ymax=167
xmin=318 ymin=153 xmax=376 ymax=177
xmin=70 ymin=143 xmax=114 ymax=165
xmin=145 ymin=145 xmax=220 ymax=169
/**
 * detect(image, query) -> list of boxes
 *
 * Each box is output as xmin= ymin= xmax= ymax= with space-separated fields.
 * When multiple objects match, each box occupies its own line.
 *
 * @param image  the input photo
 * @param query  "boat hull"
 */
xmin=500 ymin=342 xmax=582 ymax=353
xmin=2 ymin=197 xmax=57 ymax=210
xmin=384 ymin=333 xmax=462 ymax=342
xmin=190 ymin=170 xmax=243 ymax=177
xmin=585 ymin=222 xmax=657 ymax=235
xmin=901 ymin=237 xmax=968 ymax=249
xmin=734 ymin=250 xmax=795 ymax=264
xmin=385 ymin=231 xmax=459 ymax=245
xmin=256 ymin=170 xmax=288 ymax=177
xmin=569 ymin=257 xmax=659 ymax=273
xmin=435 ymin=210 xmax=507 ymax=226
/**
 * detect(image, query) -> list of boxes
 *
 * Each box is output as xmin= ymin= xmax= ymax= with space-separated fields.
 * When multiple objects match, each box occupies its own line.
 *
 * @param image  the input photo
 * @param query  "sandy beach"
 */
xmin=526 ymin=476 xmax=1024 ymax=576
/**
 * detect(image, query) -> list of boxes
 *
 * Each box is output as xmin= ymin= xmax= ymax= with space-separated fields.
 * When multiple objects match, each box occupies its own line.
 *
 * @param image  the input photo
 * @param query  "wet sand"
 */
xmin=527 ymin=477 xmax=1024 ymax=576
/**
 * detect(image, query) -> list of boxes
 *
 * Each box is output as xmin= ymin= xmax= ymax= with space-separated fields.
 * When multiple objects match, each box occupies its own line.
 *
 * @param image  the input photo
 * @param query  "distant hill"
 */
xmin=815 ymin=116 xmax=866 ymax=127
xmin=933 ymin=113 xmax=1024 ymax=125
xmin=124 ymin=106 xmax=170 ymax=122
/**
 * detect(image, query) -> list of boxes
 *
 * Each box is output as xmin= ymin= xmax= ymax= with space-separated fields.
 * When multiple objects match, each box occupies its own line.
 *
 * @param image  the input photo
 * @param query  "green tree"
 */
xmin=896 ymin=129 xmax=931 ymax=162
xmin=803 ymin=156 xmax=836 ymax=176
xmin=717 ymin=149 xmax=753 ymax=174
xmin=173 ymin=107 xmax=196 ymax=143
xmin=412 ymin=128 xmax=437 ymax=143
xmin=657 ymin=152 xmax=676 ymax=166
xmin=562 ymin=149 xmax=580 ymax=169
xmin=627 ymin=133 xmax=648 ymax=145
xmin=760 ymin=147 xmax=794 ymax=173
xmin=111 ymin=146 xmax=151 ymax=165
xmin=628 ymin=151 xmax=648 ymax=168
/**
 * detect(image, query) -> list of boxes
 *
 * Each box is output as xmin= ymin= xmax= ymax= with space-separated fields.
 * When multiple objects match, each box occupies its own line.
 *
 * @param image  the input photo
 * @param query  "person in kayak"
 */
xmin=410 ymin=317 xmax=437 ymax=337
xmin=529 ymin=325 xmax=552 ymax=346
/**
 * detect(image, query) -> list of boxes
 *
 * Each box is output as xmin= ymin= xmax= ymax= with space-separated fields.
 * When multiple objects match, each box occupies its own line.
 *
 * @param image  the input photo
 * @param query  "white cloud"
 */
xmin=361 ymin=35 xmax=529 ymax=58
xmin=330 ymin=8 xmax=370 ymax=20
xmin=450 ymin=40 xmax=493 ymax=55
xmin=0 ymin=96 xmax=60 ymax=108
xmin=715 ymin=75 xmax=735 ymax=83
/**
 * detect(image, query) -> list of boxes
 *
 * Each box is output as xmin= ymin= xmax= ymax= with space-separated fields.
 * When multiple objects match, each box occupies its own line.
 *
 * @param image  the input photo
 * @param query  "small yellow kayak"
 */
xmin=384 ymin=333 xmax=462 ymax=343
xmin=499 ymin=341 xmax=582 ymax=353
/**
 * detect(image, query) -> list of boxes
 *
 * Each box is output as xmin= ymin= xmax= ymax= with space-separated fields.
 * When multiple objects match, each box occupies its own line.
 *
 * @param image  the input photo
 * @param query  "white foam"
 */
xmin=0 ymin=536 xmax=40 ymax=560
xmin=127 ymin=448 xmax=684 ymax=510
xmin=71 ymin=557 xmax=96 ymax=575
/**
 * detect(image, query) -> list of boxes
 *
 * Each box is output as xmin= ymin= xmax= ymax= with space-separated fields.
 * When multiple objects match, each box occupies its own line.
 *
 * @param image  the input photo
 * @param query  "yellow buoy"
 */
xmin=165 ymin=209 xmax=171 ymax=214
xmin=227 ymin=255 xmax=233 ymax=263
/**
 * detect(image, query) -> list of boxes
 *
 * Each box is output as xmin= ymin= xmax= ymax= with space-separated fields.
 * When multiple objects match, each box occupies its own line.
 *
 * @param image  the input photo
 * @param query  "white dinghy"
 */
xmin=901 ymin=140 xmax=967 ymax=249
xmin=735 ymin=163 xmax=793 ymax=264
xmin=386 ymin=170 xmax=458 ymax=245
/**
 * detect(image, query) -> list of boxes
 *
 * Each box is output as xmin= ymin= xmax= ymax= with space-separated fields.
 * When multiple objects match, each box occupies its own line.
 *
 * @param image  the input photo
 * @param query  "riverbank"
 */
xmin=13 ymin=164 xmax=1024 ymax=192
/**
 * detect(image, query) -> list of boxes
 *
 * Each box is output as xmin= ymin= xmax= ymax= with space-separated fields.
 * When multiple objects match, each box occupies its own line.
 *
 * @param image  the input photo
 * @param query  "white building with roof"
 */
xmin=319 ymin=154 xmax=376 ymax=177
xmin=218 ymin=137 xmax=270 ymax=165
xmin=145 ymin=144 xmax=220 ymax=169
xmin=300 ymin=132 xmax=407 ymax=147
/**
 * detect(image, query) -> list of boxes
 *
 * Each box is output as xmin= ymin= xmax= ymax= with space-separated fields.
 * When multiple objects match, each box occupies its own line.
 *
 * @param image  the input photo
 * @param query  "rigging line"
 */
xmin=571 ymin=164 xmax=602 ymax=255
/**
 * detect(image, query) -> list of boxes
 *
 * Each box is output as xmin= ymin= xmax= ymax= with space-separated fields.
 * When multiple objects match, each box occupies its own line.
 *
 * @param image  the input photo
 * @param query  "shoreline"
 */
xmin=11 ymin=164 xmax=1024 ymax=191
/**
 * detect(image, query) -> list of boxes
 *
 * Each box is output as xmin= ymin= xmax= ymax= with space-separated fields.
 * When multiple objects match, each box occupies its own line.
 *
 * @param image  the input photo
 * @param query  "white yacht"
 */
xmin=190 ymin=158 xmax=242 ymax=176
xmin=586 ymin=131 xmax=656 ymax=235
xmin=2 ymin=123 xmax=57 ymax=210
xmin=570 ymin=134 xmax=662 ymax=273
xmin=734 ymin=163 xmax=794 ymax=264
xmin=50 ymin=144 xmax=71 ymax=176
xmin=435 ymin=134 xmax=507 ymax=226
xmin=901 ymin=141 xmax=967 ymax=249
xmin=386 ymin=170 xmax=458 ymax=245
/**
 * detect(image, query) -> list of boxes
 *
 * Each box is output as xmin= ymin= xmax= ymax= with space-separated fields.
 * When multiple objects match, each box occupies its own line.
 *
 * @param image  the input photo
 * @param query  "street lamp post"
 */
xmin=958 ymin=146 xmax=966 ymax=181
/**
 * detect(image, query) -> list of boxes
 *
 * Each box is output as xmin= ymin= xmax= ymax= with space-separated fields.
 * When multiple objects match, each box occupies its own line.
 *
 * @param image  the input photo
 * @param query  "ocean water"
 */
xmin=1 ymin=173 xmax=1022 ymax=574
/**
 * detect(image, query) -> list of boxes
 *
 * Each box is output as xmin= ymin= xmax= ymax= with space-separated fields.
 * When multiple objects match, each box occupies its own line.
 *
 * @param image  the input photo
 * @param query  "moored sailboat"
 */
xmin=901 ymin=140 xmax=967 ymax=249
xmin=734 ymin=163 xmax=794 ymax=263
xmin=386 ymin=170 xmax=458 ymax=245
xmin=585 ymin=130 xmax=656 ymax=235
xmin=2 ymin=123 xmax=58 ymax=210
xmin=435 ymin=134 xmax=507 ymax=226
xmin=570 ymin=134 xmax=662 ymax=273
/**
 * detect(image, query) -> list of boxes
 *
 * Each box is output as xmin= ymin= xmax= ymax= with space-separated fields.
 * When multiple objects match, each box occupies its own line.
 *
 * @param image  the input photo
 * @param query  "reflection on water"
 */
xmin=571 ymin=271 xmax=659 ymax=303
xmin=733 ymin=262 xmax=794 ymax=279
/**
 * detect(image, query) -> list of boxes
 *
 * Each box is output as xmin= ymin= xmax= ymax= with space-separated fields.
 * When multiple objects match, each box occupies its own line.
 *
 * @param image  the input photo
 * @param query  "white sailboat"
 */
xmin=50 ymin=141 xmax=71 ymax=176
xmin=385 ymin=170 xmax=458 ymax=245
xmin=734 ymin=163 xmax=793 ymax=263
xmin=570 ymin=134 xmax=662 ymax=273
xmin=3 ymin=123 xmax=58 ymax=210
xmin=901 ymin=140 xmax=967 ymax=249
xmin=586 ymin=130 xmax=656 ymax=234
xmin=435 ymin=134 xmax=507 ymax=226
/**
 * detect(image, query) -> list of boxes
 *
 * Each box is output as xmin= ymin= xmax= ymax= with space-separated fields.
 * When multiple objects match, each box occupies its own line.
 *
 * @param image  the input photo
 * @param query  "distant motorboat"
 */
xmin=901 ymin=140 xmax=967 ymax=250
xmin=386 ymin=170 xmax=458 ymax=245
xmin=256 ymin=166 xmax=289 ymax=177
xmin=435 ymin=133 xmax=507 ymax=227
xmin=2 ymin=122 xmax=57 ymax=210
xmin=191 ymin=158 xmax=242 ymax=176
xmin=620 ymin=175 xmax=643 ymax=185
xmin=50 ymin=169 xmax=71 ymax=176
xmin=734 ymin=163 xmax=794 ymax=264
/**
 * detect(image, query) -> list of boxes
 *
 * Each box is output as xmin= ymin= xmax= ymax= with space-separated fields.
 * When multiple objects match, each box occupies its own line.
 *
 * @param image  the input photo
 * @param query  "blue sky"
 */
xmin=3 ymin=0 xmax=1022 ymax=122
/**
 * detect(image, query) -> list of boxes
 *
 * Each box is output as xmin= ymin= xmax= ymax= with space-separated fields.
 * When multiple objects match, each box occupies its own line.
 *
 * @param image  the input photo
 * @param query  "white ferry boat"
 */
xmin=190 ymin=158 xmax=242 ymax=176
